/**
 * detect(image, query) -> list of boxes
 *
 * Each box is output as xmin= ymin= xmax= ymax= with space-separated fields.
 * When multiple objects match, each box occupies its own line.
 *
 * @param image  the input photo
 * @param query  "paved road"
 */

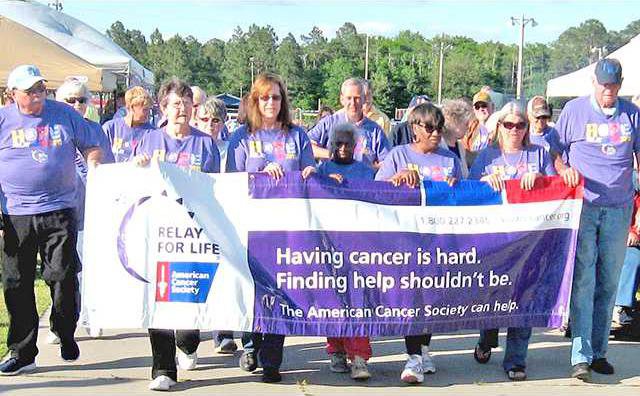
xmin=1 ymin=312 xmax=639 ymax=395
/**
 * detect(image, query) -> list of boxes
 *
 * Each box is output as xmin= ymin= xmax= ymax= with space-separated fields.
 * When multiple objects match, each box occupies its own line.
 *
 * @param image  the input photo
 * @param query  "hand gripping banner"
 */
xmin=81 ymin=163 xmax=583 ymax=336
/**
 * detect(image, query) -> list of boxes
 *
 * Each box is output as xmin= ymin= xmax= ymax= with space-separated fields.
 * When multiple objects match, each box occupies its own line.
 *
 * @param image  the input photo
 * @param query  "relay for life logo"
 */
xmin=156 ymin=261 xmax=219 ymax=303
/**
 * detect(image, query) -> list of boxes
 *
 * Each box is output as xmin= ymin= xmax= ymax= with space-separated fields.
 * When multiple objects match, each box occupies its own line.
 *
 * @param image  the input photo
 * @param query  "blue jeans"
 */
xmin=570 ymin=201 xmax=633 ymax=365
xmin=615 ymin=246 xmax=640 ymax=307
xmin=479 ymin=327 xmax=532 ymax=370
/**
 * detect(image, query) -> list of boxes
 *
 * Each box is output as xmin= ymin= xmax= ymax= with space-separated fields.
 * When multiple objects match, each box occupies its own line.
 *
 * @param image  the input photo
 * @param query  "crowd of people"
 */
xmin=0 ymin=58 xmax=639 ymax=391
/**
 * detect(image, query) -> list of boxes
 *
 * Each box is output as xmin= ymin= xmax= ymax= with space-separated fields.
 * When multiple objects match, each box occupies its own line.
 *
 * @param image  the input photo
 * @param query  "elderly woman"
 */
xmin=469 ymin=102 xmax=556 ymax=381
xmin=103 ymin=86 xmax=154 ymax=162
xmin=227 ymin=72 xmax=315 ymax=383
xmin=196 ymin=97 xmax=230 ymax=169
xmin=133 ymin=78 xmax=220 ymax=391
xmin=526 ymin=96 xmax=561 ymax=154
xmin=317 ymin=123 xmax=374 ymax=380
xmin=376 ymin=102 xmax=462 ymax=384
xmin=52 ymin=79 xmax=114 ymax=342
xmin=390 ymin=95 xmax=431 ymax=147
xmin=441 ymin=99 xmax=473 ymax=177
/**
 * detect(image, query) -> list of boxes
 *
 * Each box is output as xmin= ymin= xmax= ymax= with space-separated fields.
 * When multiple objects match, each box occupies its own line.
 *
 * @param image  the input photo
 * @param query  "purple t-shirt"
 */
xmin=529 ymin=126 xmax=562 ymax=154
xmin=0 ymin=100 xmax=100 ymax=215
xmin=132 ymin=127 xmax=220 ymax=173
xmin=227 ymin=125 xmax=315 ymax=172
xmin=318 ymin=160 xmax=375 ymax=180
xmin=555 ymin=95 xmax=640 ymax=206
xmin=472 ymin=124 xmax=491 ymax=151
xmin=103 ymin=116 xmax=154 ymax=163
xmin=375 ymin=144 xmax=463 ymax=182
xmin=308 ymin=112 xmax=390 ymax=167
xmin=469 ymin=144 xmax=556 ymax=180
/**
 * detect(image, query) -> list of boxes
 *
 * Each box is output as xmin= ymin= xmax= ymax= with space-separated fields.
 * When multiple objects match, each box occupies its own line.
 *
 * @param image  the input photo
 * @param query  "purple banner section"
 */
xmin=249 ymin=172 xmax=422 ymax=206
xmin=247 ymin=230 xmax=575 ymax=336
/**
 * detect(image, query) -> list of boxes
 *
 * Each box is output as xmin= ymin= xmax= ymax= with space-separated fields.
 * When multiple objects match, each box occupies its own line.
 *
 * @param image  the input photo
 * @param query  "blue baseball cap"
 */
xmin=7 ymin=65 xmax=46 ymax=90
xmin=595 ymin=58 xmax=622 ymax=85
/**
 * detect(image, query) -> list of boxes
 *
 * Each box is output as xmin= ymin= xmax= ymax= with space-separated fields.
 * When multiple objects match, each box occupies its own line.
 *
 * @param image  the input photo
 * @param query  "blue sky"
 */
xmin=57 ymin=0 xmax=640 ymax=45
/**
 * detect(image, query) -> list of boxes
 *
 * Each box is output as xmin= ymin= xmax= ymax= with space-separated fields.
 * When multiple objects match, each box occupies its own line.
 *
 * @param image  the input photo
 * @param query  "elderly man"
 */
xmin=0 ymin=65 xmax=102 ymax=375
xmin=462 ymin=90 xmax=494 ymax=153
xmin=308 ymin=78 xmax=390 ymax=169
xmin=554 ymin=58 xmax=640 ymax=381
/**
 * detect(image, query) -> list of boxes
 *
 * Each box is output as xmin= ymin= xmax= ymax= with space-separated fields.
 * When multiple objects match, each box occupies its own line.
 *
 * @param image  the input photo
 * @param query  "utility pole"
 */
xmin=48 ymin=1 xmax=63 ymax=11
xmin=511 ymin=14 xmax=537 ymax=103
xmin=364 ymin=34 xmax=370 ymax=80
xmin=437 ymin=34 xmax=451 ymax=105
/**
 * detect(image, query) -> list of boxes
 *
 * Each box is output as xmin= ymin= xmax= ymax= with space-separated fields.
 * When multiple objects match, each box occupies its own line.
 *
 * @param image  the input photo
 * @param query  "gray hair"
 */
xmin=56 ymin=78 xmax=90 ymax=101
xmin=442 ymin=99 xmax=472 ymax=138
xmin=198 ymin=97 xmax=227 ymax=121
xmin=341 ymin=78 xmax=364 ymax=97
xmin=329 ymin=123 xmax=359 ymax=153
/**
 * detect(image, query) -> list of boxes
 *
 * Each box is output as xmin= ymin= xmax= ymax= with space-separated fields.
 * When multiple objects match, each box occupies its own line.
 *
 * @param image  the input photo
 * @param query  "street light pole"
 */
xmin=437 ymin=34 xmax=451 ymax=105
xmin=511 ymin=14 xmax=537 ymax=103
xmin=249 ymin=57 xmax=255 ymax=85
xmin=364 ymin=34 xmax=370 ymax=80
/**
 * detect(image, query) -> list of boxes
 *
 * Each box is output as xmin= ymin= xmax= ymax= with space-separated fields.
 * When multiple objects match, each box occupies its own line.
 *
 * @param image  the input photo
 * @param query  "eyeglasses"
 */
xmin=474 ymin=103 xmax=489 ymax=110
xmin=199 ymin=116 xmax=222 ymax=124
xmin=64 ymin=97 xmax=87 ymax=104
xmin=23 ymin=83 xmax=46 ymax=95
xmin=259 ymin=94 xmax=282 ymax=102
xmin=501 ymin=121 xmax=527 ymax=130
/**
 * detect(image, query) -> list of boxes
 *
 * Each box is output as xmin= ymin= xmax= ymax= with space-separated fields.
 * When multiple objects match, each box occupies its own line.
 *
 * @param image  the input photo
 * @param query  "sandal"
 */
xmin=473 ymin=343 xmax=491 ymax=364
xmin=507 ymin=366 xmax=527 ymax=381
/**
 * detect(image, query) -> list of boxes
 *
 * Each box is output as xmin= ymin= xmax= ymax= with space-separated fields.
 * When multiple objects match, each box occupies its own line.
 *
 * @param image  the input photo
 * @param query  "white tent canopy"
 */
xmin=0 ymin=0 xmax=154 ymax=89
xmin=546 ymin=33 xmax=640 ymax=98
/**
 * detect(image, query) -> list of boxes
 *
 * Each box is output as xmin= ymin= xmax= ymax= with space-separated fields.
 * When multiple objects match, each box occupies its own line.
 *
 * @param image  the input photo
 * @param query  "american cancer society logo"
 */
xmin=155 ymin=262 xmax=218 ymax=303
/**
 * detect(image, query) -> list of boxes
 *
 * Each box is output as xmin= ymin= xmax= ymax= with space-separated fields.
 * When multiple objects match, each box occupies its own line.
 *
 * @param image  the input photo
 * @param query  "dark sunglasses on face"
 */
xmin=413 ymin=122 xmax=436 ymax=133
xmin=535 ymin=115 xmax=551 ymax=121
xmin=474 ymin=103 xmax=489 ymax=110
xmin=64 ymin=97 xmax=87 ymax=105
xmin=501 ymin=121 xmax=527 ymax=130
xmin=23 ymin=83 xmax=46 ymax=95
xmin=259 ymin=94 xmax=282 ymax=102
xmin=199 ymin=116 xmax=222 ymax=124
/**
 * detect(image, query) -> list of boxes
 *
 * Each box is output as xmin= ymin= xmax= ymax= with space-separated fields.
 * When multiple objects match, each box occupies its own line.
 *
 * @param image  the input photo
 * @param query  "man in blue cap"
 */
xmin=0 ymin=65 xmax=103 ymax=375
xmin=554 ymin=58 xmax=640 ymax=381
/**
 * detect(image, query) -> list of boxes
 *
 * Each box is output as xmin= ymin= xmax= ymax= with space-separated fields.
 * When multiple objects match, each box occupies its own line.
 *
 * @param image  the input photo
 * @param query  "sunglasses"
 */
xmin=199 ymin=117 xmax=222 ymax=124
xmin=474 ymin=103 xmax=489 ymax=110
xmin=413 ymin=122 xmax=437 ymax=133
xmin=501 ymin=121 xmax=527 ymax=130
xmin=23 ymin=83 xmax=46 ymax=95
xmin=259 ymin=94 xmax=282 ymax=102
xmin=535 ymin=115 xmax=551 ymax=121
xmin=64 ymin=97 xmax=87 ymax=104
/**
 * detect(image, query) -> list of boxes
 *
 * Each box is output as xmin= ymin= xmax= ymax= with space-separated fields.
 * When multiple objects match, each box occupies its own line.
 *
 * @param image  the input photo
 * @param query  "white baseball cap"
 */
xmin=7 ymin=65 xmax=46 ymax=90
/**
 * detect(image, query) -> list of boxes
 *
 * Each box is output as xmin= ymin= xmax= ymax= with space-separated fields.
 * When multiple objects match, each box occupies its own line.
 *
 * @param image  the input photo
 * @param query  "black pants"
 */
xmin=405 ymin=333 xmax=432 ymax=355
xmin=242 ymin=332 xmax=285 ymax=369
xmin=1 ymin=208 xmax=79 ymax=362
xmin=148 ymin=329 xmax=200 ymax=380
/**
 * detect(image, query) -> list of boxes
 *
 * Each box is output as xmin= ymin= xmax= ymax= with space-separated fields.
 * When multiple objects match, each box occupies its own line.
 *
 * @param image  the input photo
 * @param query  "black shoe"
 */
xmin=239 ymin=351 xmax=257 ymax=372
xmin=61 ymin=339 xmax=80 ymax=362
xmin=0 ymin=358 xmax=36 ymax=376
xmin=591 ymin=358 xmax=614 ymax=375
xmin=262 ymin=367 xmax=282 ymax=383
xmin=571 ymin=363 xmax=591 ymax=381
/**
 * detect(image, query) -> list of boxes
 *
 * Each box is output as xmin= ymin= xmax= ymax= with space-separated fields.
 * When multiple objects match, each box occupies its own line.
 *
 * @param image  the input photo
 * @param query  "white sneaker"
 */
xmin=350 ymin=355 xmax=371 ymax=380
xmin=421 ymin=345 xmax=437 ymax=374
xmin=176 ymin=350 xmax=197 ymax=370
xmin=46 ymin=331 xmax=60 ymax=345
xmin=148 ymin=375 xmax=176 ymax=391
xmin=401 ymin=354 xmax=424 ymax=384
xmin=612 ymin=306 xmax=633 ymax=329
xmin=86 ymin=327 xmax=103 ymax=338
